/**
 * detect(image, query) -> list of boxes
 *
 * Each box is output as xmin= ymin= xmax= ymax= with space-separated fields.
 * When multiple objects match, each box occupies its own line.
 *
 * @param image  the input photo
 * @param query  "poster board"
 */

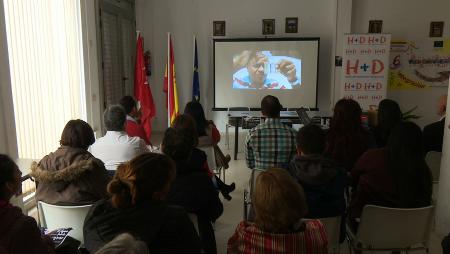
xmin=341 ymin=34 xmax=391 ymax=110
xmin=389 ymin=38 xmax=450 ymax=89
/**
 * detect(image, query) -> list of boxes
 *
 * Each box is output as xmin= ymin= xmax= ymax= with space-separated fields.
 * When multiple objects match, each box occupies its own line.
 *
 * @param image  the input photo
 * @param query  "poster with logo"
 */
xmin=389 ymin=39 xmax=450 ymax=90
xmin=341 ymin=34 xmax=391 ymax=110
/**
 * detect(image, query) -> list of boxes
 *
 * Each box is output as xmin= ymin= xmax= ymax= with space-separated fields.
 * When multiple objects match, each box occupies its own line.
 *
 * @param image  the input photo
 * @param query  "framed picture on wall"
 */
xmin=262 ymin=19 xmax=275 ymax=35
xmin=213 ymin=21 xmax=226 ymax=36
xmin=285 ymin=17 xmax=298 ymax=33
xmin=430 ymin=22 xmax=444 ymax=37
xmin=368 ymin=20 xmax=383 ymax=33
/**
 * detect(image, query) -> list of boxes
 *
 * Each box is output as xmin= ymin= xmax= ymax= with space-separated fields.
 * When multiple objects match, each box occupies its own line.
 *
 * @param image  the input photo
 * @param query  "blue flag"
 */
xmin=192 ymin=38 xmax=200 ymax=101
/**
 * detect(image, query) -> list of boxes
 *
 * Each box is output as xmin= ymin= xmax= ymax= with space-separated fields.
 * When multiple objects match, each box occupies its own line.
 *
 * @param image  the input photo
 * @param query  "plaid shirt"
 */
xmin=245 ymin=118 xmax=296 ymax=170
xmin=227 ymin=220 xmax=328 ymax=254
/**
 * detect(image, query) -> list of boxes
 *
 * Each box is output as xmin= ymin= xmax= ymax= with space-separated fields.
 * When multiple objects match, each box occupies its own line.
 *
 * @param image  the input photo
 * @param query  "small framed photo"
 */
xmin=285 ymin=17 xmax=298 ymax=33
xmin=368 ymin=20 xmax=383 ymax=33
xmin=262 ymin=19 xmax=275 ymax=35
xmin=213 ymin=21 xmax=225 ymax=36
xmin=430 ymin=22 xmax=444 ymax=37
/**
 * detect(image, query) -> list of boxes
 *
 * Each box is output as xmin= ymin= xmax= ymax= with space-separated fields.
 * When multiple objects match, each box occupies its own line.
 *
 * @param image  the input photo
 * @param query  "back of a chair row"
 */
xmin=38 ymin=201 xmax=92 ymax=244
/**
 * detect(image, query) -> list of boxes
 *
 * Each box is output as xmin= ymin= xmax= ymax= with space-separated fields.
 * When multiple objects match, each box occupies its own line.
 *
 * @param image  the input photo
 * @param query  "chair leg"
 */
xmin=226 ymin=124 xmax=230 ymax=150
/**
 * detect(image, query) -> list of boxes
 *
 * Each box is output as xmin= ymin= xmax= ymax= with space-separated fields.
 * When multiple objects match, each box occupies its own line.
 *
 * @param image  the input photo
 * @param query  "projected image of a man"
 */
xmin=233 ymin=50 xmax=301 ymax=89
xmin=247 ymin=52 xmax=268 ymax=88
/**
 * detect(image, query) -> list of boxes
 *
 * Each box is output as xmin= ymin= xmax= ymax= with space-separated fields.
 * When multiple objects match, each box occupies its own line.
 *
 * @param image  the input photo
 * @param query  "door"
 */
xmin=98 ymin=0 xmax=135 ymax=109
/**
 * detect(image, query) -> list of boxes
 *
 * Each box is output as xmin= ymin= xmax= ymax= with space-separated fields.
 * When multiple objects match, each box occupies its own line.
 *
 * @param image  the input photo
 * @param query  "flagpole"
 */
xmin=167 ymin=32 xmax=171 ymax=127
xmin=192 ymin=35 xmax=194 ymax=101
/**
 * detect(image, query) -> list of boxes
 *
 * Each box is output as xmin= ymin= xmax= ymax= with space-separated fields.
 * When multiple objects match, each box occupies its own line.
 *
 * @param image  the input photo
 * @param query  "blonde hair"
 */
xmin=252 ymin=168 xmax=307 ymax=233
xmin=108 ymin=153 xmax=175 ymax=208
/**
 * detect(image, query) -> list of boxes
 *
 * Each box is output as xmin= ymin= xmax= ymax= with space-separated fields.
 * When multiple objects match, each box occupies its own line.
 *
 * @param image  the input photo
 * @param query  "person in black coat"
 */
xmin=423 ymin=94 xmax=447 ymax=153
xmin=287 ymin=124 xmax=346 ymax=218
xmin=162 ymin=125 xmax=223 ymax=254
xmin=83 ymin=153 xmax=201 ymax=254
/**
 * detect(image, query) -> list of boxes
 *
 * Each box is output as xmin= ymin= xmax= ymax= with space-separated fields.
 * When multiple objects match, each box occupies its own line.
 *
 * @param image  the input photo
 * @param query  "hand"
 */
xmin=277 ymin=59 xmax=297 ymax=82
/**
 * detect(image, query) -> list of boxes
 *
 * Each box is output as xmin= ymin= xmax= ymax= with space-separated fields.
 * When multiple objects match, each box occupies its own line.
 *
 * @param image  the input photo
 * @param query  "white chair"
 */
xmin=346 ymin=205 xmax=434 ymax=253
xmin=187 ymin=213 xmax=200 ymax=235
xmin=425 ymin=151 xmax=442 ymax=183
xmin=198 ymin=146 xmax=216 ymax=173
xmin=38 ymin=201 xmax=92 ymax=244
xmin=317 ymin=216 xmax=342 ymax=254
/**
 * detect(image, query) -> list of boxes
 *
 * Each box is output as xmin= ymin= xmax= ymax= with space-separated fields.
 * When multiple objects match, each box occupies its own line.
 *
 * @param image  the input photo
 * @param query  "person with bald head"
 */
xmin=423 ymin=94 xmax=447 ymax=152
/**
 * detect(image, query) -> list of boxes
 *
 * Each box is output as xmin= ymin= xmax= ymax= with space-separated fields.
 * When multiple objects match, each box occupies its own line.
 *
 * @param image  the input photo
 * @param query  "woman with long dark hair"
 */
xmin=350 ymin=121 xmax=432 ymax=221
xmin=374 ymin=99 xmax=402 ymax=147
xmin=326 ymin=99 xmax=373 ymax=171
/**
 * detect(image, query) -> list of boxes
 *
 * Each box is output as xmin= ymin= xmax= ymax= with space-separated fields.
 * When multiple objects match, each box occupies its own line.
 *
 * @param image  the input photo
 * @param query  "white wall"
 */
xmin=351 ymin=0 xmax=450 ymax=127
xmin=0 ymin=0 xmax=17 ymax=158
xmin=135 ymin=0 xmax=337 ymax=132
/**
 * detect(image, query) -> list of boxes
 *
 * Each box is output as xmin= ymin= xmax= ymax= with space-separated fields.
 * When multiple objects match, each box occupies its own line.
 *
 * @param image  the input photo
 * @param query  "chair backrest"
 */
xmin=425 ymin=151 xmax=442 ymax=183
xmin=197 ymin=146 xmax=216 ymax=171
xmin=303 ymin=216 xmax=341 ymax=253
xmin=38 ymin=201 xmax=92 ymax=244
xmin=187 ymin=213 xmax=200 ymax=235
xmin=357 ymin=205 xmax=434 ymax=249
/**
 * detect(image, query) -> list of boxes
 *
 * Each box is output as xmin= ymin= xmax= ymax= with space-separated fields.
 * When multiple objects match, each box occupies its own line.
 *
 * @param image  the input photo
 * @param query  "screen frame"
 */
xmin=213 ymin=37 xmax=320 ymax=111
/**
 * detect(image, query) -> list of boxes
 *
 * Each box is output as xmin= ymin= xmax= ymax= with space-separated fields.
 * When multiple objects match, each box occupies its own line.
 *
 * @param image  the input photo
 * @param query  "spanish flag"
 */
xmin=163 ymin=34 xmax=179 ymax=126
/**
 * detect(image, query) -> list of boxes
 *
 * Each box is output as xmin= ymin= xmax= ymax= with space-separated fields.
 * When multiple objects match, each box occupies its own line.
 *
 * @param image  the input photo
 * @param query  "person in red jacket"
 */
xmin=119 ymin=95 xmax=151 ymax=145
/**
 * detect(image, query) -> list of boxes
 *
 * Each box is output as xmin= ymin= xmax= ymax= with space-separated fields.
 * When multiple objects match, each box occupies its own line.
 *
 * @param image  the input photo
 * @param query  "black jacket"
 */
xmin=287 ymin=154 xmax=346 ymax=218
xmin=423 ymin=118 xmax=445 ymax=153
xmin=83 ymin=199 xmax=201 ymax=254
xmin=167 ymin=153 xmax=223 ymax=254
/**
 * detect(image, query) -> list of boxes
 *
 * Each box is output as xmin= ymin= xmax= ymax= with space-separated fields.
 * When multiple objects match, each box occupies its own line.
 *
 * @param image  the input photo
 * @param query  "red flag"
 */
xmin=134 ymin=34 xmax=155 ymax=140
xmin=163 ymin=35 xmax=179 ymax=126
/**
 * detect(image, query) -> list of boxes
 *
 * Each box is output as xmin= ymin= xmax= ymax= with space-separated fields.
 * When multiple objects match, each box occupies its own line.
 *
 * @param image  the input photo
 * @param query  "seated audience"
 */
xmin=423 ymin=94 xmax=447 ymax=152
xmin=373 ymin=99 xmax=402 ymax=147
xmin=90 ymin=105 xmax=148 ymax=173
xmin=83 ymin=153 xmax=201 ymax=253
xmin=0 ymin=154 xmax=54 ymax=253
xmin=119 ymin=95 xmax=151 ymax=145
xmin=31 ymin=120 xmax=109 ymax=205
xmin=287 ymin=124 xmax=346 ymax=218
xmin=95 ymin=233 xmax=148 ymax=254
xmin=326 ymin=98 xmax=374 ymax=171
xmin=349 ymin=121 xmax=432 ymax=224
xmin=245 ymin=95 xmax=296 ymax=170
xmin=180 ymin=105 xmax=236 ymax=199
xmin=227 ymin=168 xmax=328 ymax=254
xmin=162 ymin=127 xmax=223 ymax=254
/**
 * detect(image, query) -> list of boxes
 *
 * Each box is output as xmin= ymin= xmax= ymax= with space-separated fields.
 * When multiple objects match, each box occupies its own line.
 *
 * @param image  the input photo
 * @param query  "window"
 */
xmin=3 ymin=0 xmax=86 ymax=159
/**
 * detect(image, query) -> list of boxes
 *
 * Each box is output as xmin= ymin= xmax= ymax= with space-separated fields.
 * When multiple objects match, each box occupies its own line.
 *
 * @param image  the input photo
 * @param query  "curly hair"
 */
xmin=107 ymin=153 xmax=175 ymax=208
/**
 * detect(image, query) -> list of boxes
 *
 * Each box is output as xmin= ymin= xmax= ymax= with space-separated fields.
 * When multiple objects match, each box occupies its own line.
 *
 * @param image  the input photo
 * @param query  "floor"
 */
xmin=211 ymin=133 xmax=444 ymax=254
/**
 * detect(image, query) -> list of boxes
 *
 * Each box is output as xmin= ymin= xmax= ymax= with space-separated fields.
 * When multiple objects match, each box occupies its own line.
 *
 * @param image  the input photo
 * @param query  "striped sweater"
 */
xmin=227 ymin=220 xmax=328 ymax=254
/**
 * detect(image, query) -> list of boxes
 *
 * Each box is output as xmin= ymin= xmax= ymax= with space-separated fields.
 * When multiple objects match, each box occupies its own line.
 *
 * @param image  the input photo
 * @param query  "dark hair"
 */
xmin=108 ymin=153 xmax=175 ymax=208
xmin=261 ymin=95 xmax=282 ymax=118
xmin=171 ymin=114 xmax=198 ymax=147
xmin=119 ymin=96 xmax=136 ymax=115
xmin=387 ymin=121 xmax=432 ymax=207
xmin=296 ymin=124 xmax=325 ymax=154
xmin=376 ymin=99 xmax=402 ymax=146
xmin=184 ymin=101 xmax=208 ymax=136
xmin=326 ymin=99 xmax=368 ymax=170
xmin=104 ymin=105 xmax=126 ymax=131
xmin=0 ymin=154 xmax=18 ymax=199
xmin=162 ymin=128 xmax=194 ymax=162
xmin=60 ymin=120 xmax=95 ymax=150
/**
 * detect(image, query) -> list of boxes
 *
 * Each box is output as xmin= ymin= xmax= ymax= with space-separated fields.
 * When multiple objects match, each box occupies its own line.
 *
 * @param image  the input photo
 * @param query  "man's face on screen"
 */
xmin=247 ymin=52 xmax=268 ymax=87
